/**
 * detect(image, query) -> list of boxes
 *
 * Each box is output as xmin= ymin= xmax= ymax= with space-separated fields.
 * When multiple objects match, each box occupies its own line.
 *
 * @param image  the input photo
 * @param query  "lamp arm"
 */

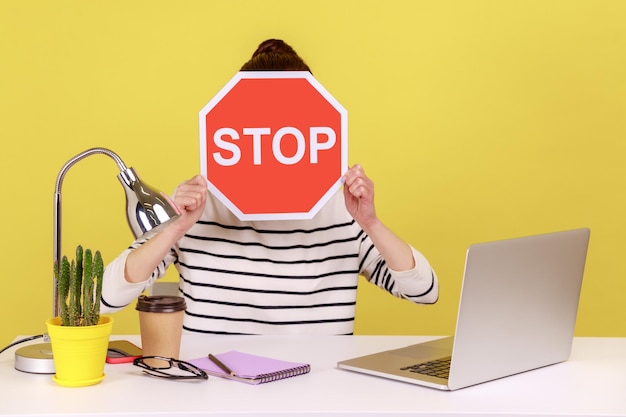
xmin=54 ymin=148 xmax=127 ymax=194
xmin=52 ymin=147 xmax=180 ymax=317
xmin=53 ymin=147 xmax=129 ymax=317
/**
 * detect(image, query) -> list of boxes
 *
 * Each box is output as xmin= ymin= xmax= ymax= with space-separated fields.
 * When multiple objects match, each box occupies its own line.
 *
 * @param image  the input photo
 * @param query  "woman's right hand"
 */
xmin=169 ymin=175 xmax=208 ymax=237
xmin=123 ymin=174 xmax=208 ymax=284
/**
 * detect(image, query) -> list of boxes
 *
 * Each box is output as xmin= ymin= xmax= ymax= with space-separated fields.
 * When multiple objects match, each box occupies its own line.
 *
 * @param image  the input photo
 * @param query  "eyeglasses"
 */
xmin=133 ymin=356 xmax=208 ymax=381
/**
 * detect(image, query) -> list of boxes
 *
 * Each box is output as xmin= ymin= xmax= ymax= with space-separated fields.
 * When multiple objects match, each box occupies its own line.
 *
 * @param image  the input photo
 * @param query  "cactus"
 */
xmin=54 ymin=256 xmax=71 ymax=325
xmin=82 ymin=249 xmax=93 ymax=325
xmin=91 ymin=250 xmax=104 ymax=324
xmin=54 ymin=245 xmax=105 ymax=326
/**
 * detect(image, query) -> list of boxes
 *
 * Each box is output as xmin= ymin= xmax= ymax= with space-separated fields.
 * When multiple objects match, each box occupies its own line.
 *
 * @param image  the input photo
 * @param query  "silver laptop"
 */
xmin=337 ymin=228 xmax=590 ymax=390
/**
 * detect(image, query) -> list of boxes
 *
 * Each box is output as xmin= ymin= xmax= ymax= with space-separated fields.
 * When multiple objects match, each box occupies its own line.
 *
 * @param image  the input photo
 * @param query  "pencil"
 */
xmin=208 ymin=353 xmax=236 ymax=376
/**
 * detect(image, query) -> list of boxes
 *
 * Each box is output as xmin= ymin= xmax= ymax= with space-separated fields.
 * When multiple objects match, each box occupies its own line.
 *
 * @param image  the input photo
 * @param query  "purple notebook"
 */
xmin=189 ymin=350 xmax=310 ymax=385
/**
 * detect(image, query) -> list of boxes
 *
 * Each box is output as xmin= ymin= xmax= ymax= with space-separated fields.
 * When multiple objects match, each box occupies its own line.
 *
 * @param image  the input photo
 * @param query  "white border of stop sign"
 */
xmin=199 ymin=71 xmax=348 ymax=221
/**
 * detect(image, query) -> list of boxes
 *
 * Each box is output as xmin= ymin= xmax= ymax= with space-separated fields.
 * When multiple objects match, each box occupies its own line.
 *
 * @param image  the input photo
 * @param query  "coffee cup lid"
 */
xmin=136 ymin=295 xmax=186 ymax=313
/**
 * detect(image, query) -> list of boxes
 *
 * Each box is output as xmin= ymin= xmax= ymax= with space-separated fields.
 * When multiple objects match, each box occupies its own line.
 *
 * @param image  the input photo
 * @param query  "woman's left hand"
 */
xmin=343 ymin=164 xmax=377 ymax=229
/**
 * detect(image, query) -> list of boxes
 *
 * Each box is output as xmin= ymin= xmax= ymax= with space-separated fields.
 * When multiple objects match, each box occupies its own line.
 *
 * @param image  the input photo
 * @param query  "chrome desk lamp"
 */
xmin=14 ymin=147 xmax=180 ymax=374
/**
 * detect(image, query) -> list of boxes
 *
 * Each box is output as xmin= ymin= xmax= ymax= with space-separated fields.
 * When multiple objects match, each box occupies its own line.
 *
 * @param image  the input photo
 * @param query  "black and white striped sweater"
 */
xmin=102 ymin=191 xmax=438 ymax=335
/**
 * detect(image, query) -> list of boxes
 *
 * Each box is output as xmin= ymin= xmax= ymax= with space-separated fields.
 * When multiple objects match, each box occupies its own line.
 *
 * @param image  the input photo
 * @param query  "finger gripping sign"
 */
xmin=199 ymin=71 xmax=348 ymax=221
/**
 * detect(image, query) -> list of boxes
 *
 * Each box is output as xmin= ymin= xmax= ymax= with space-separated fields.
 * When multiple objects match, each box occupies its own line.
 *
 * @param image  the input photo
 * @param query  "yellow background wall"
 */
xmin=1 ymin=0 xmax=625 ymax=347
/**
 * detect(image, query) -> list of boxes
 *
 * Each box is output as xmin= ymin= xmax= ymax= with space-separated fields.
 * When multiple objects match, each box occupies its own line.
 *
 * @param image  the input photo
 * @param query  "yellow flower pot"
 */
xmin=46 ymin=316 xmax=113 ymax=387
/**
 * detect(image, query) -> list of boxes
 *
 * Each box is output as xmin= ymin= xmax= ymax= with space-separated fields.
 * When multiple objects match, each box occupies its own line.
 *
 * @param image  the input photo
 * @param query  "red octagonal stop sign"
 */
xmin=199 ymin=71 xmax=348 ymax=221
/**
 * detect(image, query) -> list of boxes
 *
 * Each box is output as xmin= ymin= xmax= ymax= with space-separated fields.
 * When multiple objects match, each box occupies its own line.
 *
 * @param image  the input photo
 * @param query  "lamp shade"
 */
xmin=118 ymin=167 xmax=180 ymax=239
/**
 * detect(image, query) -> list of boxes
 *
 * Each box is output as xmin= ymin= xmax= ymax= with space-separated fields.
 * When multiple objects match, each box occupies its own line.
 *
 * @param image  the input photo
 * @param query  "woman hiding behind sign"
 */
xmin=101 ymin=39 xmax=438 ymax=335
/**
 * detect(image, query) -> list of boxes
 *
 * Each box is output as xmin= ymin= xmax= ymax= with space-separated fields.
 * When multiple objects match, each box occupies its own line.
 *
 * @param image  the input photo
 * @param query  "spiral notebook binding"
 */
xmin=256 ymin=363 xmax=311 ymax=384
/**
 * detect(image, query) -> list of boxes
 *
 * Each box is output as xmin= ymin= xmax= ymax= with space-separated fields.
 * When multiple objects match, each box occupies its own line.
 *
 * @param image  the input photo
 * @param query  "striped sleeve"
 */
xmin=100 ymin=240 xmax=176 ymax=312
xmin=358 ymin=234 xmax=438 ymax=304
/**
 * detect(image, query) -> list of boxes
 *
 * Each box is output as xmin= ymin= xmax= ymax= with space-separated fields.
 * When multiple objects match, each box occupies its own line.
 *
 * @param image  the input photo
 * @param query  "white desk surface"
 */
xmin=1 ymin=335 xmax=625 ymax=417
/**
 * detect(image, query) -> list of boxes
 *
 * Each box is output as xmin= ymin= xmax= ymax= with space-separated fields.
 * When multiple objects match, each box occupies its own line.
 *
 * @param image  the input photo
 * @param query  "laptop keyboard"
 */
xmin=401 ymin=356 xmax=451 ymax=379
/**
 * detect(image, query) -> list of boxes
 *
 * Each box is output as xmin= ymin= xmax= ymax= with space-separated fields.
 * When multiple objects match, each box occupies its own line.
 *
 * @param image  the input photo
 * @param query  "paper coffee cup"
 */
xmin=136 ymin=295 xmax=186 ymax=367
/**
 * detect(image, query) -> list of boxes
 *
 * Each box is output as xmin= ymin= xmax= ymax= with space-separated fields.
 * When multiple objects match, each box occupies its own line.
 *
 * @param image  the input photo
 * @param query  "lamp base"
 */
xmin=14 ymin=343 xmax=55 ymax=374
